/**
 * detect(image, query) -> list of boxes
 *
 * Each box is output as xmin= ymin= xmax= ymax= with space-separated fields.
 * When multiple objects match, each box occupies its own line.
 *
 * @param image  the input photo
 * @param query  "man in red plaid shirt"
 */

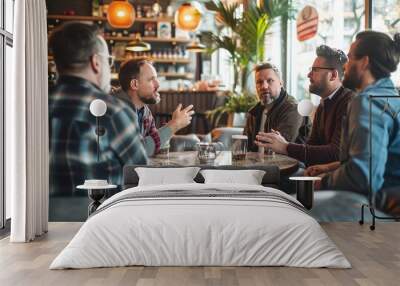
xmin=116 ymin=59 xmax=194 ymax=155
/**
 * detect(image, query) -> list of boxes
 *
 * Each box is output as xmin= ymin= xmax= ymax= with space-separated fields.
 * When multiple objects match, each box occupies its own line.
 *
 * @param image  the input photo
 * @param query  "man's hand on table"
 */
xmin=255 ymin=130 xmax=289 ymax=155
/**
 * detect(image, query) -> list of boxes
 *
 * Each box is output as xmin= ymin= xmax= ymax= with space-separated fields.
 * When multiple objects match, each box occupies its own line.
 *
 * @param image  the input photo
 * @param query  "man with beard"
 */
xmin=306 ymin=31 xmax=400 ymax=219
xmin=244 ymin=63 xmax=305 ymax=152
xmin=255 ymin=46 xmax=354 ymax=166
xmin=49 ymin=22 xmax=147 ymax=196
xmin=116 ymin=59 xmax=194 ymax=156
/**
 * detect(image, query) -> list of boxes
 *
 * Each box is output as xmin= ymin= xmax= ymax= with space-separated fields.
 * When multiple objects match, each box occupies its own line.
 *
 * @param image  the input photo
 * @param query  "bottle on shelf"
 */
xmin=92 ymin=0 xmax=100 ymax=17
xmin=136 ymin=5 xmax=142 ymax=18
xmin=102 ymin=4 xmax=109 ymax=17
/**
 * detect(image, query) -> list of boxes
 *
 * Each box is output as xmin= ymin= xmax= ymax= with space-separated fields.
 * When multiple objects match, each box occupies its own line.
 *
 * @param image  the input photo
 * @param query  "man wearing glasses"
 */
xmin=256 ymin=45 xmax=354 ymax=166
xmin=49 ymin=22 xmax=148 ymax=198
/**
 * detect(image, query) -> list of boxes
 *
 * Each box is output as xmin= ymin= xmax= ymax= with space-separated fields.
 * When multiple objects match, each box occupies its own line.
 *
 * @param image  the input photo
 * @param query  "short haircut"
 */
xmin=118 ymin=59 xmax=151 ymax=92
xmin=254 ymin=62 xmax=281 ymax=79
xmin=353 ymin=31 xmax=400 ymax=80
xmin=49 ymin=22 xmax=103 ymax=73
xmin=316 ymin=45 xmax=348 ymax=79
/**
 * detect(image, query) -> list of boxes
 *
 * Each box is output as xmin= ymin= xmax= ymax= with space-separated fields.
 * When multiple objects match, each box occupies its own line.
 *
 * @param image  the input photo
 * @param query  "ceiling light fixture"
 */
xmin=107 ymin=0 xmax=135 ymax=29
xmin=174 ymin=2 xmax=202 ymax=31
xmin=126 ymin=34 xmax=151 ymax=52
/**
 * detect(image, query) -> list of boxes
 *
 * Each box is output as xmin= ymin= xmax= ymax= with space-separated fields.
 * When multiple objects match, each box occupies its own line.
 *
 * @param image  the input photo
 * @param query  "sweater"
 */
xmin=244 ymin=89 xmax=306 ymax=152
xmin=287 ymin=86 xmax=354 ymax=165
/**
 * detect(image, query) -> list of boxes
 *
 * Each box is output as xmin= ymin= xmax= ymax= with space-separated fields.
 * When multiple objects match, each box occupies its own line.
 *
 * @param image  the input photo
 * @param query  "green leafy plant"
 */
xmin=203 ymin=0 xmax=294 ymax=92
xmin=206 ymin=91 xmax=258 ymax=126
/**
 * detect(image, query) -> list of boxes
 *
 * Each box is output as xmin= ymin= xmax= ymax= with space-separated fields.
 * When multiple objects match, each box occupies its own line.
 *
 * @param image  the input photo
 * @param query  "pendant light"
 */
xmin=186 ymin=39 xmax=206 ymax=53
xmin=126 ymin=34 xmax=151 ymax=52
xmin=107 ymin=0 xmax=135 ymax=29
xmin=175 ymin=2 xmax=202 ymax=31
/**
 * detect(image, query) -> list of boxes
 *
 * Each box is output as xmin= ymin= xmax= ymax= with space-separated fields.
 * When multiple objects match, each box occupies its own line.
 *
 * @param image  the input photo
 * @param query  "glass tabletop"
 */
xmin=149 ymin=151 xmax=299 ymax=175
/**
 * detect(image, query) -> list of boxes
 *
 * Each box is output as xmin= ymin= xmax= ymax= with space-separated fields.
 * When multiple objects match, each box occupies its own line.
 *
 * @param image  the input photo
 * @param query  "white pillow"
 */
xmin=200 ymin=169 xmax=266 ymax=185
xmin=135 ymin=167 xmax=201 ymax=186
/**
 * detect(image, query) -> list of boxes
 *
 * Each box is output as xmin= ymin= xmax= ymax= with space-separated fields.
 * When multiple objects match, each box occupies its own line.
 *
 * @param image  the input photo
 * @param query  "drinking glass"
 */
xmin=231 ymin=135 xmax=248 ymax=161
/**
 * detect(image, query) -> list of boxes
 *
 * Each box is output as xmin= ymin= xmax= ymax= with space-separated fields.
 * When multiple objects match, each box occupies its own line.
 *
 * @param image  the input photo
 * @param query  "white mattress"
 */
xmin=50 ymin=183 xmax=351 ymax=269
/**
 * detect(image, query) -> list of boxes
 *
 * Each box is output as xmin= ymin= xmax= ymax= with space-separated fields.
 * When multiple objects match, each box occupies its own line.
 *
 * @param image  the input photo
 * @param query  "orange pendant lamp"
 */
xmin=175 ymin=2 xmax=202 ymax=31
xmin=107 ymin=0 xmax=135 ymax=29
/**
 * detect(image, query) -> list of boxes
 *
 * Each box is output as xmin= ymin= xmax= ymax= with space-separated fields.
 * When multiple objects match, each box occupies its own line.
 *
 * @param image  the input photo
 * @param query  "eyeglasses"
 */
xmin=97 ymin=53 xmax=115 ymax=68
xmin=309 ymin=66 xmax=335 ymax=73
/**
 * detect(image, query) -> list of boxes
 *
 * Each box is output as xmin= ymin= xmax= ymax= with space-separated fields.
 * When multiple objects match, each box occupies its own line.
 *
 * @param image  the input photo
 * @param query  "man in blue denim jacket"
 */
xmin=305 ymin=31 xmax=400 ymax=219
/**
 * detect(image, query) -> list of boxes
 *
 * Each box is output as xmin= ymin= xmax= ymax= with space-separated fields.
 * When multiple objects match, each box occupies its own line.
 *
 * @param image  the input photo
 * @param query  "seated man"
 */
xmin=49 ymin=22 xmax=147 ymax=196
xmin=307 ymin=31 xmax=400 ymax=219
xmin=244 ymin=63 xmax=306 ymax=152
xmin=255 ymin=45 xmax=354 ymax=166
xmin=115 ymin=59 xmax=195 ymax=156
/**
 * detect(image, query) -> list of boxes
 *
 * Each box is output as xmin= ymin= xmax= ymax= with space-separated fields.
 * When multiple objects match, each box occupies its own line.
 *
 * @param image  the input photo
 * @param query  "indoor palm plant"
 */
xmin=204 ymin=1 xmax=293 ymax=126
xmin=204 ymin=0 xmax=293 ymax=92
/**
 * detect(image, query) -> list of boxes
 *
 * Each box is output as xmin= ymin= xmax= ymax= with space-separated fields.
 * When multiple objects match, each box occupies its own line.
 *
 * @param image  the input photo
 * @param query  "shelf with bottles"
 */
xmin=114 ymin=58 xmax=191 ymax=64
xmin=47 ymin=15 xmax=175 ymax=23
xmin=111 ymin=72 xmax=193 ymax=80
xmin=48 ymin=55 xmax=190 ymax=66
xmin=159 ymin=72 xmax=194 ymax=79
xmin=104 ymin=36 xmax=190 ymax=44
xmin=111 ymin=44 xmax=191 ymax=64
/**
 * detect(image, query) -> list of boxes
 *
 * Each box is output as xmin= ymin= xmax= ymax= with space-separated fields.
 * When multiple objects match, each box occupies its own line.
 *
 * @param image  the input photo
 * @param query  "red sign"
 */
xmin=297 ymin=6 xmax=319 ymax=42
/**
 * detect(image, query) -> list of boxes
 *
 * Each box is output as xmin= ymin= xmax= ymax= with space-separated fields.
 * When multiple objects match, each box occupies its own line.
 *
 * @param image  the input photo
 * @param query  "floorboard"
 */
xmin=0 ymin=222 xmax=399 ymax=286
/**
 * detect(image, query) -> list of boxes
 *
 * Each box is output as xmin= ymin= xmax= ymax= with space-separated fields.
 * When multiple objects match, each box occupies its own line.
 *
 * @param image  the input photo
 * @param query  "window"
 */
xmin=372 ymin=0 xmax=400 ymax=86
xmin=1 ymin=0 xmax=14 ymax=230
xmin=5 ymin=0 xmax=13 ymax=33
xmin=287 ymin=0 xmax=365 ymax=101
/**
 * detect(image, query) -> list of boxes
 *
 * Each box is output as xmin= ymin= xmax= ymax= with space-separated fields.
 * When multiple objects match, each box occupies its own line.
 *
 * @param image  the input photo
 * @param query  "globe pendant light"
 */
xmin=107 ymin=0 xmax=135 ymax=29
xmin=175 ymin=2 xmax=202 ymax=31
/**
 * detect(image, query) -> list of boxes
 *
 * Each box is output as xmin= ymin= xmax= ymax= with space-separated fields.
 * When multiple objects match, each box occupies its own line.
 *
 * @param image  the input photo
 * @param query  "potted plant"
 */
xmin=206 ymin=91 xmax=258 ymax=127
xmin=203 ymin=0 xmax=294 ymax=92
xmin=203 ymin=1 xmax=293 ymax=128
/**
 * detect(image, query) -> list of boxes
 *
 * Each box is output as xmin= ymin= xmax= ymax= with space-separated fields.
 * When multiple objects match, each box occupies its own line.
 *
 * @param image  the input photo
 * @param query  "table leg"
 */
xmin=87 ymin=189 xmax=105 ymax=216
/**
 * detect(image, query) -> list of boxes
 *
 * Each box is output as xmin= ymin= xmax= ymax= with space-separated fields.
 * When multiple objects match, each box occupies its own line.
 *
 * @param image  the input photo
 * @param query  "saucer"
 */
xmin=77 ymin=179 xmax=117 ymax=190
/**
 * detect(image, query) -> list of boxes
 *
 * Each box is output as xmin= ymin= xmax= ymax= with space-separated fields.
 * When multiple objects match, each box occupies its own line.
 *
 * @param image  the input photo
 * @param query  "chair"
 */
xmin=210 ymin=127 xmax=244 ymax=150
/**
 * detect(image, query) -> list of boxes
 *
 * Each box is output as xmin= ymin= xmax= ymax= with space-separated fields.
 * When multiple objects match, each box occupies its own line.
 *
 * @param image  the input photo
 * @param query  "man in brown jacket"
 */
xmin=244 ymin=63 xmax=305 ymax=152
xmin=255 ymin=46 xmax=354 ymax=166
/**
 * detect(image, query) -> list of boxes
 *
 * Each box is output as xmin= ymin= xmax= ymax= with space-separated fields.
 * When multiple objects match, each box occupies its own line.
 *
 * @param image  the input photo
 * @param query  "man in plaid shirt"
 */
xmin=115 ymin=59 xmax=194 ymax=155
xmin=49 ymin=22 xmax=147 ymax=196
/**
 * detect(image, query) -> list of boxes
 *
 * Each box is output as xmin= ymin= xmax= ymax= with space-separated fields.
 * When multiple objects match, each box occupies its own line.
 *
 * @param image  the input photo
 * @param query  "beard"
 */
xmin=343 ymin=65 xmax=361 ymax=91
xmin=259 ymin=92 xmax=275 ymax=106
xmin=138 ymin=92 xmax=160 ymax=105
xmin=309 ymin=82 xmax=324 ymax=95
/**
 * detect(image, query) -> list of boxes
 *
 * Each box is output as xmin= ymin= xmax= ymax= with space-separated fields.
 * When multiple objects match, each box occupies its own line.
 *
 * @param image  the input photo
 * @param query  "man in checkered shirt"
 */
xmin=49 ymin=22 xmax=148 ymax=196
xmin=115 ymin=59 xmax=194 ymax=156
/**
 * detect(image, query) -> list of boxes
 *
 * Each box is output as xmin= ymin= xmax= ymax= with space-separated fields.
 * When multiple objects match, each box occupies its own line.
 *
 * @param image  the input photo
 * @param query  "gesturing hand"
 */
xmin=254 ymin=130 xmax=289 ymax=155
xmin=168 ymin=104 xmax=195 ymax=133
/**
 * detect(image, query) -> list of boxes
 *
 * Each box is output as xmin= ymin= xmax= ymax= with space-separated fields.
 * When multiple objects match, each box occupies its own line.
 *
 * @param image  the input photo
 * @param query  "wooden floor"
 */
xmin=0 ymin=222 xmax=399 ymax=286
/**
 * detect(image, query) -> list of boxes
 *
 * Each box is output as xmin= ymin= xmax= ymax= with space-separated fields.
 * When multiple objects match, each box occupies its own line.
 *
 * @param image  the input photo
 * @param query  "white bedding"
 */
xmin=50 ymin=183 xmax=351 ymax=269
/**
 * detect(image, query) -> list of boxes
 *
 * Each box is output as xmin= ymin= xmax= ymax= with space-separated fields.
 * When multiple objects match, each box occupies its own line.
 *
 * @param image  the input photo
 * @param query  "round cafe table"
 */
xmin=149 ymin=151 xmax=299 ymax=176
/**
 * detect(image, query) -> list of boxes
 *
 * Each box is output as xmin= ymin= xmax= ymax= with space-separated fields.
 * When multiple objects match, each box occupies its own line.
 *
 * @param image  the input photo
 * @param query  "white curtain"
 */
xmin=9 ymin=0 xmax=49 ymax=242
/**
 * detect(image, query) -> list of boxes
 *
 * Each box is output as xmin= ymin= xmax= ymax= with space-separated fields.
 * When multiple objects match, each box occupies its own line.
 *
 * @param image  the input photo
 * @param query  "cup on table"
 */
xmin=196 ymin=142 xmax=223 ymax=163
xmin=231 ymin=135 xmax=248 ymax=161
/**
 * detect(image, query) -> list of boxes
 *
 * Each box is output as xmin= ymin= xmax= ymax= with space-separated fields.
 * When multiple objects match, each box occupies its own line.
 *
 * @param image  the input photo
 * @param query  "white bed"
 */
xmin=50 ymin=183 xmax=350 ymax=269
